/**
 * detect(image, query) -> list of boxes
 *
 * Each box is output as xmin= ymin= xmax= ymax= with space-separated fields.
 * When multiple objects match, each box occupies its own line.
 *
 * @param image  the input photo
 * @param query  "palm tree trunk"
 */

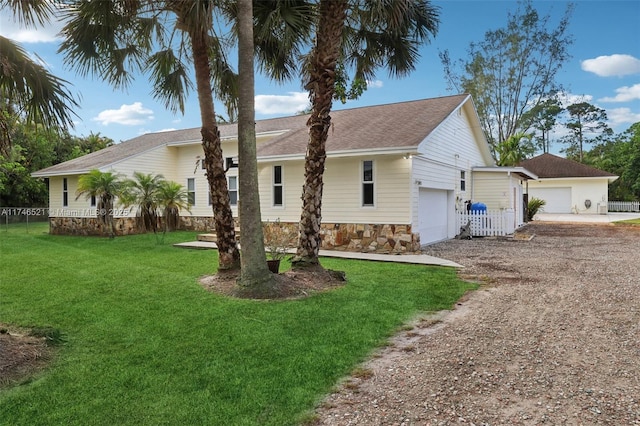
xmin=293 ymin=0 xmax=347 ymax=269
xmin=235 ymin=0 xmax=276 ymax=294
xmin=189 ymin=27 xmax=240 ymax=271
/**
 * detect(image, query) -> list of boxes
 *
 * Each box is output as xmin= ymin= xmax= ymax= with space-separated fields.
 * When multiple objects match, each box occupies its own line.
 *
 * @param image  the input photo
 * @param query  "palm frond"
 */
xmin=0 ymin=36 xmax=79 ymax=130
xmin=0 ymin=0 xmax=55 ymax=27
xmin=148 ymin=49 xmax=193 ymax=114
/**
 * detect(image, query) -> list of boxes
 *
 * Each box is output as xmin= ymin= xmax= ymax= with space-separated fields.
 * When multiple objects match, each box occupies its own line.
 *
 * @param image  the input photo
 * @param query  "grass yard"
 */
xmin=614 ymin=217 xmax=640 ymax=226
xmin=0 ymin=223 xmax=474 ymax=425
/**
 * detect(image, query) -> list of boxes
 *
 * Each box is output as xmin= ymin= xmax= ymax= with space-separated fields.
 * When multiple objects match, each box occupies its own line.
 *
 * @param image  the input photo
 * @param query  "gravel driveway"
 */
xmin=313 ymin=222 xmax=640 ymax=425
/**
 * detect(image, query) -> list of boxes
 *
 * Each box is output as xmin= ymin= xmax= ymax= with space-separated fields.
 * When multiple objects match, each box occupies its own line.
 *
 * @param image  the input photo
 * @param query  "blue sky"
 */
xmin=2 ymin=0 xmax=640 ymax=152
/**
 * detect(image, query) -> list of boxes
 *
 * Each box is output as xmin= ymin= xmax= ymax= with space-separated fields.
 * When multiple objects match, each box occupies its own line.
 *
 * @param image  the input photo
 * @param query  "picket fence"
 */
xmin=608 ymin=201 xmax=640 ymax=212
xmin=456 ymin=209 xmax=516 ymax=237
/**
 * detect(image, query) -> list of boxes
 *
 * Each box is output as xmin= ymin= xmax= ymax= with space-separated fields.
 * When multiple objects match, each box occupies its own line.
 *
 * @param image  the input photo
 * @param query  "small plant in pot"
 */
xmin=263 ymin=219 xmax=290 ymax=273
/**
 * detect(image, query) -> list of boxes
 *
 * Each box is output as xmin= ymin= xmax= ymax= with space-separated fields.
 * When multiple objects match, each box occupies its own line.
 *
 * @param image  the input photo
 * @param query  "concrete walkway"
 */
xmin=173 ymin=241 xmax=463 ymax=268
xmin=534 ymin=212 xmax=640 ymax=223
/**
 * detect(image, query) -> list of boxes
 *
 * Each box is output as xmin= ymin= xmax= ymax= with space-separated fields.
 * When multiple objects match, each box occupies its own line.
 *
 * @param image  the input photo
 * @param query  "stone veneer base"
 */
xmin=48 ymin=217 xmax=421 ymax=253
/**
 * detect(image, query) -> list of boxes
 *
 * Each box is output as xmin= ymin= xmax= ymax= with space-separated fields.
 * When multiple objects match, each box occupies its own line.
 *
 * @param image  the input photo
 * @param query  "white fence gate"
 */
xmin=608 ymin=201 xmax=640 ymax=212
xmin=456 ymin=209 xmax=516 ymax=237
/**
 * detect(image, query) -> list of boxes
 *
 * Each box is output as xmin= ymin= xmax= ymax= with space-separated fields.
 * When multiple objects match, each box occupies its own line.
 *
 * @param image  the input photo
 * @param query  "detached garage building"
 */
xmin=519 ymin=154 xmax=618 ymax=214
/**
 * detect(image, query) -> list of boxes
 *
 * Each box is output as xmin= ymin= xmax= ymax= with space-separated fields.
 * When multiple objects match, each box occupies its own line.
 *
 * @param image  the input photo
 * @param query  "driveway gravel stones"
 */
xmin=312 ymin=222 xmax=640 ymax=425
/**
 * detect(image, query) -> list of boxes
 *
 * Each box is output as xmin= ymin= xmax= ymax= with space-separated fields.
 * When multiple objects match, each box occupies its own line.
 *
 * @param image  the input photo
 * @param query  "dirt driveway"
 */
xmin=313 ymin=222 xmax=640 ymax=425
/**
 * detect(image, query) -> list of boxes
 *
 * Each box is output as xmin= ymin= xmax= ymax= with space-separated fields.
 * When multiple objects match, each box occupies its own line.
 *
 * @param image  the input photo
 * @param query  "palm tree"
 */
xmin=75 ymin=169 xmax=124 ymax=238
xmin=233 ymin=0 xmax=275 ymax=292
xmin=293 ymin=0 xmax=441 ymax=268
xmin=496 ymin=133 xmax=535 ymax=166
xmin=56 ymin=1 xmax=239 ymax=269
xmin=156 ymin=180 xmax=191 ymax=232
xmin=120 ymin=172 xmax=165 ymax=233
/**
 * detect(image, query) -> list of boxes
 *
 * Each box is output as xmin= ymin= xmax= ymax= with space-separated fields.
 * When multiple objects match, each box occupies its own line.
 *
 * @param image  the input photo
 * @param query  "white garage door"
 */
xmin=418 ymin=188 xmax=449 ymax=245
xmin=529 ymin=187 xmax=572 ymax=213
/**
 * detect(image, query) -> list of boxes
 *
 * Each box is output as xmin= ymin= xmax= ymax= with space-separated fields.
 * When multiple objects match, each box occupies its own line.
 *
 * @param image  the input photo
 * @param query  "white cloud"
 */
xmin=367 ymin=79 xmax=384 ymax=89
xmin=0 ymin=10 xmax=63 ymax=43
xmin=581 ymin=54 xmax=640 ymax=77
xmin=599 ymin=84 xmax=640 ymax=103
xmin=606 ymin=107 xmax=640 ymax=126
xmin=92 ymin=102 xmax=154 ymax=126
xmin=255 ymin=92 xmax=309 ymax=115
xmin=556 ymin=92 xmax=594 ymax=108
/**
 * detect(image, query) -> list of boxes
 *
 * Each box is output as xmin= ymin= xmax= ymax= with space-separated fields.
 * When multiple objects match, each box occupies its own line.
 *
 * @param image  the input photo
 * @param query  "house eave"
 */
xmin=534 ymin=175 xmax=619 ymax=183
xmin=257 ymin=146 xmax=419 ymax=163
xmin=32 ymin=169 xmax=92 ymax=178
xmin=472 ymin=166 xmax=538 ymax=180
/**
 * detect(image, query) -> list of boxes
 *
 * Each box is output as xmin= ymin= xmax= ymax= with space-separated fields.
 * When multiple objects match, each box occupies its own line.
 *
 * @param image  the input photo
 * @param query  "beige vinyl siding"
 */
xmin=259 ymin=160 xmax=305 ymax=222
xmin=258 ymin=156 xmax=412 ymax=224
xmin=473 ymin=172 xmax=515 ymax=210
xmin=411 ymin=104 xmax=491 ymax=228
xmin=111 ymin=145 xmax=178 ymax=181
xmin=322 ymin=156 xmax=412 ymax=224
xmin=172 ymin=142 xmax=240 ymax=217
xmin=49 ymin=175 xmax=120 ymax=216
xmin=49 ymin=177 xmax=64 ymax=209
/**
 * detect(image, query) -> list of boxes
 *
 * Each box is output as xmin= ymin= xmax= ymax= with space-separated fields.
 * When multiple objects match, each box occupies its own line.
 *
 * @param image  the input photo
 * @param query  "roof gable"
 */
xmin=519 ymin=153 xmax=617 ymax=179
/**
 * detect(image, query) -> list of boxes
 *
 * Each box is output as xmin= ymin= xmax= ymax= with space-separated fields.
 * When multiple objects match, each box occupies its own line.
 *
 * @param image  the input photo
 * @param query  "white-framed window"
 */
xmin=90 ymin=195 xmax=96 ymax=207
xmin=187 ymin=178 xmax=196 ymax=205
xmin=273 ymin=165 xmax=283 ymax=207
xmin=362 ymin=160 xmax=374 ymax=207
xmin=228 ymin=176 xmax=238 ymax=206
xmin=460 ymin=170 xmax=466 ymax=192
xmin=63 ymin=178 xmax=68 ymax=207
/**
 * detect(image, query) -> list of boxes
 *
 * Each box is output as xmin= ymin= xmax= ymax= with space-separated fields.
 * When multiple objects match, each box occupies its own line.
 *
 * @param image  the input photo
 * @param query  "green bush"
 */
xmin=527 ymin=197 xmax=546 ymax=221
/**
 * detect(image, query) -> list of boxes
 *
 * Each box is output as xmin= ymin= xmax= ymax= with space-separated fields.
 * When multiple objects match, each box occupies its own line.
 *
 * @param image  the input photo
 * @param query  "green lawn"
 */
xmin=614 ymin=217 xmax=640 ymax=226
xmin=0 ymin=223 xmax=474 ymax=425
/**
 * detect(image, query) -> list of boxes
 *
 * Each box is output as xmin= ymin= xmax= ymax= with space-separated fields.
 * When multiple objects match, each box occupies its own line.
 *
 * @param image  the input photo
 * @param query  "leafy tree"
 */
xmin=0 ymin=145 xmax=48 ymax=207
xmin=75 ymin=170 xmax=125 ymax=238
xmin=583 ymin=122 xmax=640 ymax=200
xmin=0 ymin=119 xmax=113 ymax=207
xmin=156 ymin=180 xmax=191 ymax=232
xmin=562 ymin=102 xmax=611 ymax=162
xmin=495 ymin=132 xmax=535 ymax=166
xmin=440 ymin=0 xmax=574 ymax=155
xmin=120 ymin=172 xmax=165 ymax=233
xmin=624 ymin=123 xmax=640 ymax=200
xmin=293 ymin=0 xmax=440 ymax=268
xmin=0 ymin=0 xmax=79 ymax=156
xmin=521 ymin=96 xmax=564 ymax=153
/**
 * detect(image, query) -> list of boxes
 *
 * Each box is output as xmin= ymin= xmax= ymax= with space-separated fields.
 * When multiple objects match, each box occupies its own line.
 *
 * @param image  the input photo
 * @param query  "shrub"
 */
xmin=527 ymin=197 xmax=546 ymax=221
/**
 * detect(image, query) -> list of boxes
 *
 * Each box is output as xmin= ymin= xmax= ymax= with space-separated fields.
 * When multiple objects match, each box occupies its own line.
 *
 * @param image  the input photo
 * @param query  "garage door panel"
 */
xmin=529 ymin=187 xmax=571 ymax=213
xmin=419 ymin=188 xmax=449 ymax=244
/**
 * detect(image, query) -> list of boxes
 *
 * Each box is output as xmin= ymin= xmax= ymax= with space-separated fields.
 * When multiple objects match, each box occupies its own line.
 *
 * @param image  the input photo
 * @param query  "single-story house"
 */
xmin=33 ymin=94 xmax=535 ymax=250
xmin=519 ymin=153 xmax=618 ymax=214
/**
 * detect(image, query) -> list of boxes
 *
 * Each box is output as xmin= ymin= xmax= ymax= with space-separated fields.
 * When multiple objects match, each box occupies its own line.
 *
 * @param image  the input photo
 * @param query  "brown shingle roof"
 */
xmin=33 ymin=94 xmax=470 ymax=176
xmin=257 ymin=94 xmax=469 ymax=157
xmin=518 ymin=153 xmax=617 ymax=178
